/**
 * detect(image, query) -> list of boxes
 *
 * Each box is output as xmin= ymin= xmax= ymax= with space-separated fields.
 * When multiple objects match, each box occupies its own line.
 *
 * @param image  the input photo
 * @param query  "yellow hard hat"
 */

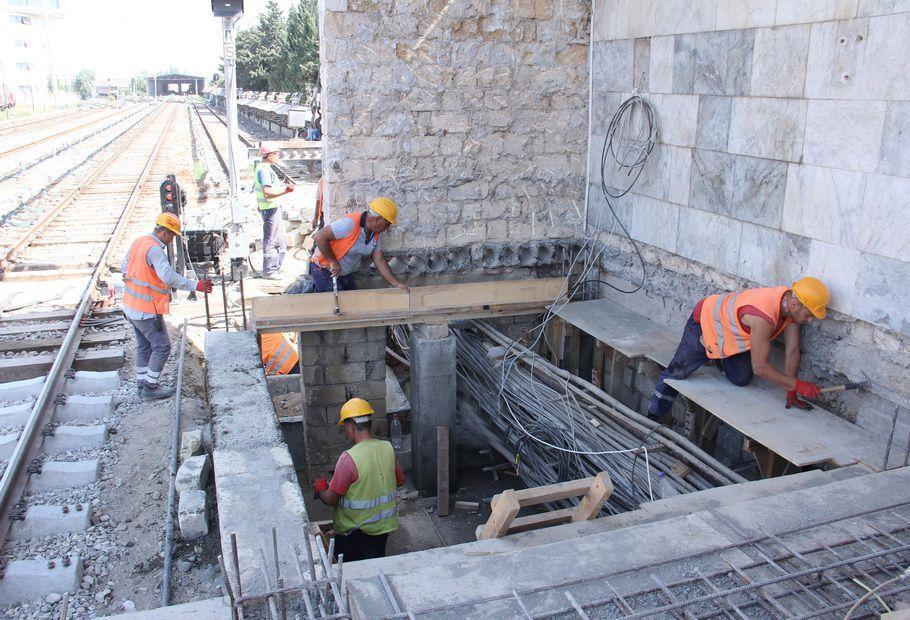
xmin=155 ymin=212 xmax=182 ymax=236
xmin=338 ymin=397 xmax=375 ymax=425
xmin=369 ymin=197 xmax=398 ymax=225
xmin=792 ymin=277 xmax=829 ymax=319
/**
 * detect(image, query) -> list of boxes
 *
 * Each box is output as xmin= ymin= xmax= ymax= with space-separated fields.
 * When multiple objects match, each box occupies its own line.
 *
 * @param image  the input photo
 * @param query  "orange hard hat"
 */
xmin=155 ymin=212 xmax=181 ymax=236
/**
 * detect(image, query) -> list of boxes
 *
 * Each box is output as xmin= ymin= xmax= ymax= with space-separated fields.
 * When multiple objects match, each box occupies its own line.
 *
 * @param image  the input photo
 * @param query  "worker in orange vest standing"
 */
xmin=120 ymin=213 xmax=213 ymax=400
xmin=260 ymin=333 xmax=300 ymax=375
xmin=648 ymin=277 xmax=830 ymax=420
xmin=309 ymin=197 xmax=408 ymax=294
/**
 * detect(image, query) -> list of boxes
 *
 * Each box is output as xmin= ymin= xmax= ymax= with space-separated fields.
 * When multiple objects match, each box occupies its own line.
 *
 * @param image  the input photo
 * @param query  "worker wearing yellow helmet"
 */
xmin=648 ymin=277 xmax=830 ymax=419
xmin=309 ymin=197 xmax=409 ymax=294
xmin=312 ymin=398 xmax=405 ymax=562
xmin=120 ymin=213 xmax=213 ymax=400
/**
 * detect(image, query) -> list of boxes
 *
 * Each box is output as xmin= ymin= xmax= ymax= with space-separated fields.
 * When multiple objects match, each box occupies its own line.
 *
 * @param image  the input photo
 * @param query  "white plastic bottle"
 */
xmin=658 ymin=471 xmax=679 ymax=498
xmin=390 ymin=413 xmax=402 ymax=451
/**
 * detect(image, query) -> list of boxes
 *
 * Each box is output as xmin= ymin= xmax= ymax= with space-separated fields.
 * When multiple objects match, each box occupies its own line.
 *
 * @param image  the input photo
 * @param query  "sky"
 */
xmin=52 ymin=0 xmax=294 ymax=82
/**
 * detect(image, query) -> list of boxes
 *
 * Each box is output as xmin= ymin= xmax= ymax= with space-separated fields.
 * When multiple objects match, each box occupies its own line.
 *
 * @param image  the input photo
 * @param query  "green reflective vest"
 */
xmin=253 ymin=162 xmax=275 ymax=211
xmin=333 ymin=439 xmax=398 ymax=536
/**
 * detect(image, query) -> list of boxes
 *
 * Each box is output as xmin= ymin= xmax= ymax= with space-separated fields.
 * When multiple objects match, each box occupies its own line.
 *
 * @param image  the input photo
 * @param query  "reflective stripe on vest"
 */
xmin=254 ymin=162 xmax=274 ymax=211
xmin=261 ymin=333 xmax=298 ymax=376
xmin=122 ymin=235 xmax=170 ymax=315
xmin=700 ymin=286 xmax=791 ymax=360
xmin=333 ymin=439 xmax=398 ymax=536
xmin=312 ymin=212 xmax=378 ymax=269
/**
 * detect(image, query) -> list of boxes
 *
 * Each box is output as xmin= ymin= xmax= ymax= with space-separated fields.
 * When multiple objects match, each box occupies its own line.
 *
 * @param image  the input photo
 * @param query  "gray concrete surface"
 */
xmin=0 ymin=555 xmax=82 ymax=606
xmin=0 ymin=401 xmax=32 ymax=427
xmin=42 ymin=424 xmax=107 ymax=453
xmin=0 ymin=376 xmax=43 ymax=402
xmin=177 ymin=489 xmax=209 ymax=540
xmin=9 ymin=504 xmax=91 ymax=539
xmin=55 ymin=393 xmax=113 ymax=423
xmin=102 ymin=596 xmax=231 ymax=619
xmin=63 ymin=370 xmax=120 ymax=394
xmin=29 ymin=459 xmax=100 ymax=492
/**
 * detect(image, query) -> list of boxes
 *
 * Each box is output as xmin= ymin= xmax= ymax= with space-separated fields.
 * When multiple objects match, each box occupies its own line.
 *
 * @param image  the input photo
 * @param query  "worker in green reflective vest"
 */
xmin=312 ymin=398 xmax=405 ymax=562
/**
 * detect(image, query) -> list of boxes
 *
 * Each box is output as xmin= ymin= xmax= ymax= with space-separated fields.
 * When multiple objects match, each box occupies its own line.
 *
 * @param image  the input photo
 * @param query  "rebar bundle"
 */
xmin=453 ymin=320 xmax=745 ymax=513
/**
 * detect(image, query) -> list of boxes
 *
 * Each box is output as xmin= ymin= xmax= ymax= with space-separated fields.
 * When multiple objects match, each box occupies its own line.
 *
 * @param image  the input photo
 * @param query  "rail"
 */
xmin=0 ymin=104 xmax=179 ymax=544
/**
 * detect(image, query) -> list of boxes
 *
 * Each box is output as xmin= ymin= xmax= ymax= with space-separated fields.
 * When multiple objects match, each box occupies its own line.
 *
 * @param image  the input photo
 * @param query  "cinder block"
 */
xmin=0 ymin=433 xmax=20 ymax=459
xmin=54 ymin=393 xmax=113 ymax=424
xmin=0 ymin=555 xmax=82 ymax=606
xmin=0 ymin=377 xmax=43 ymax=403
xmin=178 ymin=489 xmax=209 ymax=540
xmin=0 ymin=401 xmax=32 ymax=427
xmin=29 ymin=459 xmax=100 ymax=492
xmin=179 ymin=429 xmax=203 ymax=463
xmin=366 ymin=361 xmax=387 ymax=382
xmin=324 ymin=364 xmax=366 ymax=384
xmin=9 ymin=504 xmax=91 ymax=539
xmin=42 ymin=424 xmax=107 ymax=453
xmin=175 ymin=454 xmax=212 ymax=495
xmin=63 ymin=370 xmax=120 ymax=395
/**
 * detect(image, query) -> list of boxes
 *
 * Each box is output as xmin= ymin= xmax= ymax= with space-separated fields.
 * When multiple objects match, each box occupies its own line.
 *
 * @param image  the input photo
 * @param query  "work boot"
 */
xmin=140 ymin=383 xmax=175 ymax=400
xmin=136 ymin=380 xmax=146 ymax=396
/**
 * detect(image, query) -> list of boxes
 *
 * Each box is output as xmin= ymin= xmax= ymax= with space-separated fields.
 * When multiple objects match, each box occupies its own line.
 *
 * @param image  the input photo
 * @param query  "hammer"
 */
xmin=820 ymin=371 xmax=871 ymax=394
xmin=332 ymin=276 xmax=341 ymax=316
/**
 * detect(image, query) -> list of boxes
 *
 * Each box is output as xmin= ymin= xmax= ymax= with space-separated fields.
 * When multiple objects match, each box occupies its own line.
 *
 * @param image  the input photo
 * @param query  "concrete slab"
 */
xmin=179 ymin=429 xmax=203 ymax=463
xmin=63 ymin=370 xmax=120 ymax=394
xmin=101 ymin=596 xmax=232 ymax=619
xmin=9 ymin=504 xmax=91 ymax=539
xmin=0 ymin=432 xmax=20 ymax=459
xmin=175 ymin=454 xmax=211 ymax=494
xmin=178 ymin=489 xmax=209 ymax=540
xmin=29 ymin=459 xmax=100 ymax=492
xmin=213 ymin=447 xmax=309 ymax=595
xmin=42 ymin=424 xmax=107 ymax=453
xmin=54 ymin=393 xmax=114 ymax=423
xmin=0 ymin=376 xmax=44 ymax=403
xmin=0 ymin=401 xmax=32 ymax=427
xmin=0 ymin=555 xmax=82 ymax=606
xmin=205 ymin=332 xmax=281 ymax=451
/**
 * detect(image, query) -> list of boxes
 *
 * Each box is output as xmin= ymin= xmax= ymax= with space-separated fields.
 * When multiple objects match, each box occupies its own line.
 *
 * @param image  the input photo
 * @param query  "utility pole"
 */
xmin=221 ymin=14 xmax=241 ymax=203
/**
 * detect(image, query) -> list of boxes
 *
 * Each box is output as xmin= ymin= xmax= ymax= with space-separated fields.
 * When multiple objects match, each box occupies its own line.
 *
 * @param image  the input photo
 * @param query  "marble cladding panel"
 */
xmin=805 ymin=239 xmax=860 ymax=315
xmin=673 ymin=30 xmax=755 ymax=96
xmin=654 ymin=0 xmax=718 ymax=36
xmin=858 ymin=0 xmax=910 ymax=17
xmin=728 ymin=97 xmax=806 ymax=162
xmin=853 ymin=253 xmax=910 ymax=335
xmin=878 ymin=102 xmax=910 ymax=177
xmin=730 ymin=155 xmax=787 ymax=228
xmin=667 ymin=146 xmax=693 ymax=206
xmin=592 ymin=40 xmax=634 ymax=92
xmin=804 ymin=21 xmax=839 ymax=99
xmin=738 ymin=223 xmax=811 ymax=285
xmin=676 ymin=206 xmax=742 ymax=273
xmin=715 ymin=0 xmax=777 ymax=30
xmin=695 ymin=95 xmax=731 ymax=151
xmin=775 ymin=0 xmax=859 ymax=25
xmin=651 ymin=94 xmax=699 ymax=147
xmin=750 ymin=25 xmax=811 ymax=97
xmin=803 ymin=100 xmax=886 ymax=172
xmin=689 ymin=148 xmax=736 ymax=214
xmin=589 ymin=190 xmax=680 ymax=253
xmin=856 ymin=173 xmax=910 ymax=262
xmin=782 ymin=164 xmax=866 ymax=248
xmin=649 ymin=36 xmax=675 ymax=93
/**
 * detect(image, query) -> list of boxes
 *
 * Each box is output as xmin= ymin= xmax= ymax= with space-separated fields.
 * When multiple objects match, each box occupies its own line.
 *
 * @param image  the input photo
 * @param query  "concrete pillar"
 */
xmin=410 ymin=323 xmax=456 ymax=496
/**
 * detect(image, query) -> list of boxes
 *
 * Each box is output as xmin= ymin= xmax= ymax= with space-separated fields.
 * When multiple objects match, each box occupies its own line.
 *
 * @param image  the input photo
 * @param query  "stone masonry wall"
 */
xmin=587 ymin=1 xmax=910 ymax=451
xmin=318 ymin=0 xmax=590 ymax=251
xmin=300 ymin=326 xmax=387 ymax=477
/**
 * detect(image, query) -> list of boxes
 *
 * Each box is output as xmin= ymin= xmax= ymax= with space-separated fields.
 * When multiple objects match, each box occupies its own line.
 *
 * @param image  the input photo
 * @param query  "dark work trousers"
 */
xmin=310 ymin=263 xmax=356 ymax=293
xmin=261 ymin=206 xmax=286 ymax=275
xmin=333 ymin=529 xmax=389 ymax=562
xmin=647 ymin=316 xmax=753 ymax=418
xmin=127 ymin=315 xmax=171 ymax=387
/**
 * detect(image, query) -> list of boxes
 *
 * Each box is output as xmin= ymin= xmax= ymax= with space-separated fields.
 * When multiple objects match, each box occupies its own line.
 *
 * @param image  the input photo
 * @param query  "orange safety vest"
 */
xmin=699 ymin=286 xmax=792 ymax=359
xmin=261 ymin=333 xmax=299 ymax=375
xmin=312 ymin=212 xmax=377 ymax=269
xmin=122 ymin=235 xmax=170 ymax=315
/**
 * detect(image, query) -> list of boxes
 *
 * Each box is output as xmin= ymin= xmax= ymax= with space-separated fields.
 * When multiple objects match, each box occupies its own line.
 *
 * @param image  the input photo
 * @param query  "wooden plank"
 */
xmin=571 ymin=472 xmax=613 ymax=522
xmin=0 ymin=329 xmax=126 ymax=354
xmin=666 ymin=370 xmax=887 ymax=469
xmin=555 ymin=299 xmax=680 ymax=367
xmin=251 ymin=278 xmax=568 ymax=333
xmin=506 ymin=508 xmax=575 ymax=534
xmin=511 ymin=477 xmax=594 ymax=507
xmin=437 ymin=426 xmax=450 ymax=517
xmin=477 ymin=490 xmax=521 ymax=540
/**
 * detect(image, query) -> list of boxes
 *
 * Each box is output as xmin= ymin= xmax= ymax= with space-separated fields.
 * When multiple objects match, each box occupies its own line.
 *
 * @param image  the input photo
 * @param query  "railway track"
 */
xmin=0 ymin=108 xmax=101 ymax=138
xmin=0 ymin=103 xmax=183 ymax=611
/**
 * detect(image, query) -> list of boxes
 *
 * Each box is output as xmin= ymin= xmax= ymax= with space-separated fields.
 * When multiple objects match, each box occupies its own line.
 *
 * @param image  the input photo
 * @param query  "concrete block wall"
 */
xmin=300 ymin=327 xmax=387 ymax=477
xmin=318 ymin=0 xmax=590 ymax=251
xmin=587 ymin=1 xmax=910 ymax=444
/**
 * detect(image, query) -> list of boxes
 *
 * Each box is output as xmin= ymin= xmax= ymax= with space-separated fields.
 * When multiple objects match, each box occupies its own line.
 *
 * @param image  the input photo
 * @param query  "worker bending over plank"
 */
xmin=121 ymin=213 xmax=213 ymax=400
xmin=260 ymin=332 xmax=299 ymax=376
xmin=309 ymin=197 xmax=409 ymax=293
xmin=313 ymin=398 xmax=405 ymax=562
xmin=648 ymin=277 xmax=830 ymax=419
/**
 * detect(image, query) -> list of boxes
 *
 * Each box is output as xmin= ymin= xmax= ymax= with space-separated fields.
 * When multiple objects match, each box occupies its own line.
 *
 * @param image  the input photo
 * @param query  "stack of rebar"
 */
xmin=453 ymin=320 xmax=745 ymax=513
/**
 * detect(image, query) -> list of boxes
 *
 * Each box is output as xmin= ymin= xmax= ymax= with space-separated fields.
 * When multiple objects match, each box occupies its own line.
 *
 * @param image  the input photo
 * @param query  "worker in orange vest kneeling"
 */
xmin=120 ymin=213 xmax=213 ymax=400
xmin=260 ymin=333 xmax=300 ymax=375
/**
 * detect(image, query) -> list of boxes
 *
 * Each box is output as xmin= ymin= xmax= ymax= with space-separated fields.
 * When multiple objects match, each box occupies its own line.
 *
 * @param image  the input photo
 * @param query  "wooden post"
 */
xmin=478 ymin=490 xmax=521 ymax=540
xmin=296 ymin=331 xmax=309 ymax=477
xmin=436 ymin=426 xmax=450 ymax=517
xmin=571 ymin=472 xmax=613 ymax=522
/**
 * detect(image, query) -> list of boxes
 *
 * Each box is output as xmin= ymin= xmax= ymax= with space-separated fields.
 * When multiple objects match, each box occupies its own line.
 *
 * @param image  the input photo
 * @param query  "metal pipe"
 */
xmin=239 ymin=267 xmax=248 ymax=330
xmin=221 ymin=273 xmax=230 ymax=331
xmin=161 ymin=319 xmax=188 ymax=606
xmin=882 ymin=405 xmax=900 ymax=470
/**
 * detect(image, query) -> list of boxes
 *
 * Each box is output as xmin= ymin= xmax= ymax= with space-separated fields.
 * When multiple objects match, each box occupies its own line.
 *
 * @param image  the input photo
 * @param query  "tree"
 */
xmin=283 ymin=0 xmax=319 ymax=92
xmin=130 ymin=71 xmax=149 ymax=96
xmin=72 ymin=69 xmax=95 ymax=100
xmin=235 ymin=0 xmax=288 ymax=91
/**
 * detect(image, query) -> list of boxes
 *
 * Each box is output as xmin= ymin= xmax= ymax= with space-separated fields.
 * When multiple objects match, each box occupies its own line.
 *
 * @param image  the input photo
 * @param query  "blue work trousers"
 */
xmin=310 ymin=263 xmax=357 ymax=293
xmin=647 ymin=316 xmax=753 ymax=418
xmin=261 ymin=206 xmax=286 ymax=275
xmin=128 ymin=315 xmax=171 ymax=387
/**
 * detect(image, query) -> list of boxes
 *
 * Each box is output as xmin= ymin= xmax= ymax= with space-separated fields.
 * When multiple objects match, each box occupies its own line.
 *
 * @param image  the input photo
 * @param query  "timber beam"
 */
xmin=251 ymin=278 xmax=568 ymax=333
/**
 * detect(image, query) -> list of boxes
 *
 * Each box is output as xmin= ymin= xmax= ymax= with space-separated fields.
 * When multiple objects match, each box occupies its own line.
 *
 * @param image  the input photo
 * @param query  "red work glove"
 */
xmin=285 ymin=185 xmax=294 ymax=193
xmin=786 ymin=390 xmax=813 ymax=411
xmin=312 ymin=477 xmax=328 ymax=498
xmin=196 ymin=280 xmax=214 ymax=294
xmin=795 ymin=379 xmax=820 ymax=400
